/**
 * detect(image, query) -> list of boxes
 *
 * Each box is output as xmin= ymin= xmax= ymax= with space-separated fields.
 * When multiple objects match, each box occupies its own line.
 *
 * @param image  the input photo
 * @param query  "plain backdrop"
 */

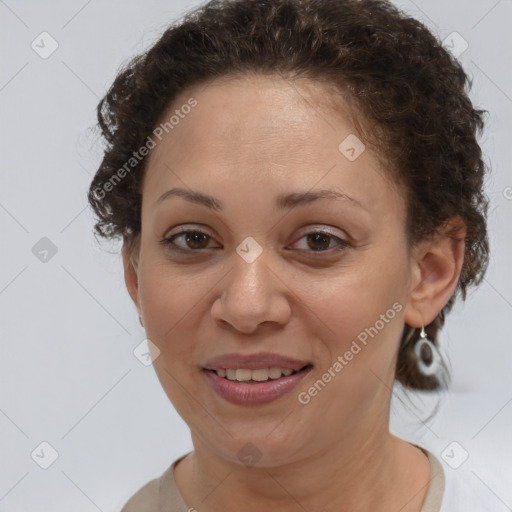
xmin=1 ymin=0 xmax=511 ymax=510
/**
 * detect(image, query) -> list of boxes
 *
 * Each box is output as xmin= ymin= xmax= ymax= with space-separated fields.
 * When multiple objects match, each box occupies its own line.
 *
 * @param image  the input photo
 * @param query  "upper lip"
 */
xmin=203 ymin=352 xmax=311 ymax=371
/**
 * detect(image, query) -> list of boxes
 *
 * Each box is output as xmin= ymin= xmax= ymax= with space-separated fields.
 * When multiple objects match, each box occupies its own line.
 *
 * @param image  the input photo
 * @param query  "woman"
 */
xmin=88 ymin=0 xmax=491 ymax=510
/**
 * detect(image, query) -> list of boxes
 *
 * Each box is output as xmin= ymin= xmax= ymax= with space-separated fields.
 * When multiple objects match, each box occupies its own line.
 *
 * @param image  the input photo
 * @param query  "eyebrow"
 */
xmin=155 ymin=187 xmax=366 ymax=211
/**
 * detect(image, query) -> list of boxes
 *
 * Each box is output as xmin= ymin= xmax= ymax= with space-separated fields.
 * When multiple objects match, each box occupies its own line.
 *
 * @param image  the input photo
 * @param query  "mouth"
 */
xmin=203 ymin=364 xmax=313 ymax=405
xmin=205 ymin=364 xmax=312 ymax=383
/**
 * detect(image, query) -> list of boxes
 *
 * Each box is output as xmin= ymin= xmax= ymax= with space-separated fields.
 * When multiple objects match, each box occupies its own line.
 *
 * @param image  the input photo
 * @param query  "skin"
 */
xmin=123 ymin=74 xmax=466 ymax=511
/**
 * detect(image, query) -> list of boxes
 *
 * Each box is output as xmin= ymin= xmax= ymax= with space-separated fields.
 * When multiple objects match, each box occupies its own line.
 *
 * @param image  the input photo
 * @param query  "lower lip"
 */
xmin=203 ymin=366 xmax=313 ymax=406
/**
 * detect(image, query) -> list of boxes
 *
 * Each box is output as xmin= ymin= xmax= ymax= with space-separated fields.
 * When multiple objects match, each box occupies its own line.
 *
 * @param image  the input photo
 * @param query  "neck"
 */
xmin=175 ymin=426 xmax=430 ymax=512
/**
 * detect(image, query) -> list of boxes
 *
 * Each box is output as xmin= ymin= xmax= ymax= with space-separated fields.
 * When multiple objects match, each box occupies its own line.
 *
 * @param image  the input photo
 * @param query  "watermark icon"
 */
xmin=31 ymin=31 xmax=59 ymax=59
xmin=237 ymin=442 xmax=262 ymax=467
xmin=93 ymin=97 xmax=198 ymax=200
xmin=31 ymin=441 xmax=59 ymax=469
xmin=503 ymin=186 xmax=512 ymax=200
xmin=236 ymin=236 xmax=263 ymax=263
xmin=443 ymin=31 xmax=469 ymax=59
xmin=441 ymin=441 xmax=469 ymax=469
xmin=298 ymin=301 xmax=403 ymax=404
xmin=338 ymin=134 xmax=366 ymax=161
xmin=32 ymin=237 xmax=58 ymax=263
xmin=133 ymin=338 xmax=160 ymax=366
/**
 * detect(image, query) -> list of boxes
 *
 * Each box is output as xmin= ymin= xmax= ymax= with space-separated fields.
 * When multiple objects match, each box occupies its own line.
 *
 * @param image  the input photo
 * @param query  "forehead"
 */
xmin=149 ymin=74 xmax=360 ymax=159
xmin=141 ymin=74 xmax=402 ymax=215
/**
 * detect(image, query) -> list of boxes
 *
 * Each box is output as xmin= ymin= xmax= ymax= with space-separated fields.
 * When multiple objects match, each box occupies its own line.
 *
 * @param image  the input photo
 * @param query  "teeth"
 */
xmin=269 ymin=367 xmax=283 ymax=379
xmin=214 ymin=367 xmax=301 ymax=381
xmin=236 ymin=369 xmax=253 ymax=381
xmin=251 ymin=369 xmax=269 ymax=381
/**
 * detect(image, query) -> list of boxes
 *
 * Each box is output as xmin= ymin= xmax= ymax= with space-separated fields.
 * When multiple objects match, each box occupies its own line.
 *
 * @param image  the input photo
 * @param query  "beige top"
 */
xmin=121 ymin=446 xmax=445 ymax=512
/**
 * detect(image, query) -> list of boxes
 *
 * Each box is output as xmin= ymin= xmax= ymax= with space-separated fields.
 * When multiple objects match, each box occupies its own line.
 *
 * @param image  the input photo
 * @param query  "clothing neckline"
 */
xmin=418 ymin=445 xmax=445 ymax=512
xmin=160 ymin=445 xmax=445 ymax=512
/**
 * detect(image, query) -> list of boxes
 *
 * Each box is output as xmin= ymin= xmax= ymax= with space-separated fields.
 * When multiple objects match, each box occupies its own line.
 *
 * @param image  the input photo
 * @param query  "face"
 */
xmin=126 ymin=74 xmax=418 ymax=467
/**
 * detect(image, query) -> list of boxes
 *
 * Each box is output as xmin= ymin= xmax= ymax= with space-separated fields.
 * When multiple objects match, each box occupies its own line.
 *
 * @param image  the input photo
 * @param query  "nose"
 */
xmin=210 ymin=250 xmax=292 ymax=334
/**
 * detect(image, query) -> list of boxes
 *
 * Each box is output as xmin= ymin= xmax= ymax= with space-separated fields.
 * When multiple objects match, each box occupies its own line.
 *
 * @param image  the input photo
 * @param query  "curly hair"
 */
xmin=88 ymin=0 xmax=490 ymax=391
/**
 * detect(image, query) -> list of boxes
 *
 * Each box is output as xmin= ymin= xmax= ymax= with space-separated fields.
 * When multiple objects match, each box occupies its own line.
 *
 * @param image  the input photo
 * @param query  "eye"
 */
xmin=290 ymin=229 xmax=351 ymax=254
xmin=160 ymin=228 xmax=216 ymax=251
xmin=160 ymin=226 xmax=351 ymax=255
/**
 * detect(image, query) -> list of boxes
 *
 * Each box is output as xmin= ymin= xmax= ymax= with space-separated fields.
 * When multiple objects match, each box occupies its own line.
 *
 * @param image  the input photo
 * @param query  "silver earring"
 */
xmin=138 ymin=313 xmax=144 ymax=327
xmin=413 ymin=325 xmax=440 ymax=376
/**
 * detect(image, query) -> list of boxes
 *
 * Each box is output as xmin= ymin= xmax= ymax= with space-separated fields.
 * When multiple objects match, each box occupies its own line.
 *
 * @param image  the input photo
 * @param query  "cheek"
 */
xmin=138 ymin=263 xmax=203 ymax=350
xmin=308 ymin=265 xmax=407 ymax=362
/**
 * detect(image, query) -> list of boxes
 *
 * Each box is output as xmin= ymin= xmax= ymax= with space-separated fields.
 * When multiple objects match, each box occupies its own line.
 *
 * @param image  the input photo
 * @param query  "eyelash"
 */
xmin=159 ymin=227 xmax=352 ymax=256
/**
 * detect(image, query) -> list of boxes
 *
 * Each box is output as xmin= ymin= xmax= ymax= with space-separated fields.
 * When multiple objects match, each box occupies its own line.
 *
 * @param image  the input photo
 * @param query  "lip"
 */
xmin=203 ymin=351 xmax=311 ymax=371
xmin=203 ymin=365 xmax=313 ymax=406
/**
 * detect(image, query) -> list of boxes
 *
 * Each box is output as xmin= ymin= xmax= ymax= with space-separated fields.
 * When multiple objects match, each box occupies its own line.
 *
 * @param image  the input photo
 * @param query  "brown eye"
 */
xmin=291 ymin=230 xmax=351 ymax=254
xmin=306 ymin=232 xmax=332 ymax=251
xmin=161 ymin=230 xmax=213 ymax=251
xmin=184 ymin=231 xmax=210 ymax=249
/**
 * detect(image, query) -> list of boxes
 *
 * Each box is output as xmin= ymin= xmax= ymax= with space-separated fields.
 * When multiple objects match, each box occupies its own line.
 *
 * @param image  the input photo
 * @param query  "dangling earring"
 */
xmin=413 ymin=325 xmax=440 ymax=376
xmin=138 ymin=312 xmax=144 ymax=327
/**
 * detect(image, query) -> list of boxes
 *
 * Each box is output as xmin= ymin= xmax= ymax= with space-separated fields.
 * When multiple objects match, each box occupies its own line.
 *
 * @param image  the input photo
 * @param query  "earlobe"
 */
xmin=404 ymin=217 xmax=466 ymax=328
xmin=122 ymin=233 xmax=141 ymax=311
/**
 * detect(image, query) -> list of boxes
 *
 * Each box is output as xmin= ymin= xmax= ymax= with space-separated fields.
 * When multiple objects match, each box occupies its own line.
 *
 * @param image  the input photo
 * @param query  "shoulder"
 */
xmin=438 ymin=456 xmax=511 ymax=512
xmin=120 ymin=474 xmax=161 ymax=512
xmin=419 ymin=445 xmax=512 ymax=512
xmin=119 ymin=452 xmax=192 ymax=512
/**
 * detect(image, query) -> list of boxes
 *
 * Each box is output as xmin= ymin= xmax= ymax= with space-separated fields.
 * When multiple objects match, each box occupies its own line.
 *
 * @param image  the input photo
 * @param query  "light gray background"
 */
xmin=1 ymin=1 xmax=511 ymax=511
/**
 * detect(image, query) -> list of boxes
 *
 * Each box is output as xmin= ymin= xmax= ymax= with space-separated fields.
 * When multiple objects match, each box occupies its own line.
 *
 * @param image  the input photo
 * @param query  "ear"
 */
xmin=404 ymin=216 xmax=466 ymax=327
xmin=122 ymin=233 xmax=141 ymax=313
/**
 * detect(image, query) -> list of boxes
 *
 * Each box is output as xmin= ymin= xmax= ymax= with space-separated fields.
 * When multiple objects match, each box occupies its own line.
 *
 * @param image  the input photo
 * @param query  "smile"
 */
xmin=203 ymin=364 xmax=313 ymax=405
xmin=211 ymin=366 xmax=307 ymax=382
